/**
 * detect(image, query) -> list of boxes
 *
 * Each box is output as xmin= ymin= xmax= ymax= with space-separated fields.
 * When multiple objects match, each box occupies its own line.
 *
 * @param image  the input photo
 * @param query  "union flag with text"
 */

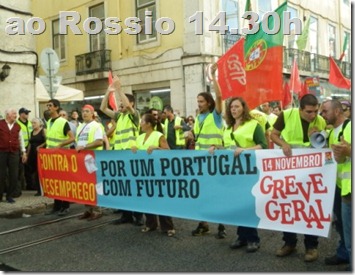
xmin=217 ymin=37 xmax=246 ymax=99
xmin=244 ymin=1 xmax=286 ymax=109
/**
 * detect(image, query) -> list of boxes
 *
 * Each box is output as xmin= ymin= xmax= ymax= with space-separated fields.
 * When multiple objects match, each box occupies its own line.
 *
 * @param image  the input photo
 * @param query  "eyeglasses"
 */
xmin=47 ymin=104 xmax=53 ymax=107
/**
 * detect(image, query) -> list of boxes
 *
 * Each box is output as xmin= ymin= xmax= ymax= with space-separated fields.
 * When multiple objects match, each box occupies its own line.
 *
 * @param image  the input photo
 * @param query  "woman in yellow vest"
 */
xmin=224 ymin=97 xmax=267 ymax=253
xmin=132 ymin=113 xmax=176 ymax=237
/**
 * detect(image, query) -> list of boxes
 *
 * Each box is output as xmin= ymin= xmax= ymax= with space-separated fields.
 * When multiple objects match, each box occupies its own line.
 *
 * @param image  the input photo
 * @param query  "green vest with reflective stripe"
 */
xmin=341 ymin=121 xmax=351 ymax=196
xmin=17 ymin=119 xmax=32 ymax=147
xmin=76 ymin=121 xmax=103 ymax=150
xmin=114 ymin=113 xmax=139 ymax=150
xmin=46 ymin=117 xmax=70 ymax=148
xmin=223 ymin=119 xmax=259 ymax=149
xmin=164 ymin=116 xmax=185 ymax=146
xmin=282 ymin=108 xmax=326 ymax=147
xmin=136 ymin=131 xmax=162 ymax=150
xmin=329 ymin=121 xmax=352 ymax=195
xmin=194 ymin=113 xmax=223 ymax=150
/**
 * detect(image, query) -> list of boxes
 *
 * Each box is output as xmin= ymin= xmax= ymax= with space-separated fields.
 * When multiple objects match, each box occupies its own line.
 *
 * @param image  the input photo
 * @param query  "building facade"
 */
xmin=29 ymin=0 xmax=352 ymax=118
xmin=0 ymin=0 xmax=37 ymax=116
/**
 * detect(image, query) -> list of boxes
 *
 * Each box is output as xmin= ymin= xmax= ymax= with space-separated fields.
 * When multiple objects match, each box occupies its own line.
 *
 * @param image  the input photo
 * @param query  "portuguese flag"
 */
xmin=244 ymin=1 xmax=287 ymax=109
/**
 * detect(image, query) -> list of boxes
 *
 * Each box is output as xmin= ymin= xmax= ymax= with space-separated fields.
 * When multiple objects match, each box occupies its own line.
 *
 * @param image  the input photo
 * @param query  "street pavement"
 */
xmin=0 ymin=191 xmax=350 ymax=272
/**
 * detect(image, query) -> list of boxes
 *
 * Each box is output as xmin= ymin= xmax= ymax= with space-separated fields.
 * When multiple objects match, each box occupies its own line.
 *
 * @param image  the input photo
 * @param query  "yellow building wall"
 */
xmin=32 ymin=0 xmax=184 ymax=76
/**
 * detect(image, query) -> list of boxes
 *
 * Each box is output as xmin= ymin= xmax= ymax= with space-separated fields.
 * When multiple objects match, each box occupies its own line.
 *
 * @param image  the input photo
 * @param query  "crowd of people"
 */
xmin=0 ymin=64 xmax=351 ymax=270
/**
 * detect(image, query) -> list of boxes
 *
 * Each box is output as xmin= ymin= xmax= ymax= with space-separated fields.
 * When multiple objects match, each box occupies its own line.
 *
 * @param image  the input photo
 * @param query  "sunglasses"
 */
xmin=47 ymin=104 xmax=54 ymax=107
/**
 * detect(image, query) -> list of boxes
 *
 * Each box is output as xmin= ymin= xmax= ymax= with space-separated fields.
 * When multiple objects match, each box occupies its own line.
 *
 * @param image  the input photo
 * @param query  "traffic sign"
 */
xmin=40 ymin=48 xmax=60 ymax=76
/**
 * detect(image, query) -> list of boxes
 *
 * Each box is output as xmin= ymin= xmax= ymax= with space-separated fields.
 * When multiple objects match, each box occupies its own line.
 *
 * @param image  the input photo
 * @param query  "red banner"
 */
xmin=217 ymin=37 xmax=246 ymax=100
xmin=38 ymin=148 xmax=98 ymax=206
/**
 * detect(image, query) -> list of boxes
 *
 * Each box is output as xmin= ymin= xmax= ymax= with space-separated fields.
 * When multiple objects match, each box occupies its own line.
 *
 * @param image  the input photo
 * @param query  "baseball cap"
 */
xmin=340 ymin=100 xmax=351 ymax=108
xmin=19 ymin=107 xmax=31 ymax=114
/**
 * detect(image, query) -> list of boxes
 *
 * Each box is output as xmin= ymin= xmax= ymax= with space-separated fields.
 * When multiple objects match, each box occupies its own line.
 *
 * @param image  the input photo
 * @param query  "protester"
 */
xmin=42 ymin=99 xmax=75 ymax=216
xmin=272 ymin=105 xmax=282 ymax=116
xmin=131 ymin=113 xmax=175 ymax=237
xmin=270 ymin=94 xmax=326 ymax=262
xmin=190 ymin=63 xmax=225 ymax=239
xmin=321 ymin=99 xmax=351 ymax=270
xmin=163 ymin=105 xmax=190 ymax=149
xmin=100 ymin=76 xmax=144 ymax=226
xmin=59 ymin=109 xmax=77 ymax=149
xmin=340 ymin=100 xmax=351 ymax=120
xmin=76 ymin=104 xmax=104 ymax=221
xmin=26 ymin=117 xmax=46 ymax=196
xmin=0 ymin=108 xmax=27 ymax=203
xmin=17 ymin=107 xmax=33 ymax=193
xmin=146 ymin=108 xmax=164 ymax=133
xmin=70 ymin=110 xmax=81 ymax=127
xmin=221 ymin=96 xmax=267 ymax=252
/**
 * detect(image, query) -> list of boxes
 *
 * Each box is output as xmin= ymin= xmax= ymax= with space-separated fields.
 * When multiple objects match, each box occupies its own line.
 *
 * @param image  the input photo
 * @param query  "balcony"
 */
xmin=283 ymin=48 xmax=351 ymax=79
xmin=75 ymin=50 xmax=111 ymax=76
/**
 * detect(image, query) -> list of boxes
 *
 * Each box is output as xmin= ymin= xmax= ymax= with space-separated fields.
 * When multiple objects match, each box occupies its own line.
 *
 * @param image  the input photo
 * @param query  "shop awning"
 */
xmin=35 ymin=77 xmax=84 ymax=102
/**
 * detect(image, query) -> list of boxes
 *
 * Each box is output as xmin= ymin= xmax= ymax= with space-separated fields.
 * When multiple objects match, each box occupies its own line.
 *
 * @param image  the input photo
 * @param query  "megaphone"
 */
xmin=310 ymin=130 xmax=328 ymax=148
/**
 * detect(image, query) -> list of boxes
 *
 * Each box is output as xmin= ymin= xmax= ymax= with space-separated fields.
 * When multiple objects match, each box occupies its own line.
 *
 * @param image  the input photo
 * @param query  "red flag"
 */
xmin=329 ymin=56 xmax=351 ymax=90
xmin=298 ymin=81 xmax=309 ymax=100
xmin=289 ymin=59 xmax=301 ymax=94
xmin=217 ymin=37 xmax=246 ymax=100
xmin=282 ymin=82 xmax=291 ymax=109
xmin=108 ymin=70 xmax=118 ymax=111
xmin=244 ymin=2 xmax=286 ymax=110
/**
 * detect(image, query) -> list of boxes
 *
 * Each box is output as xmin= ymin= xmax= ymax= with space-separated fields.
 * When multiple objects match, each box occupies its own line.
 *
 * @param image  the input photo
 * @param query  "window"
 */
xmin=52 ymin=19 xmax=66 ymax=61
xmin=309 ymin=16 xmax=318 ymax=54
xmin=134 ymin=88 xmax=170 ymax=114
xmin=328 ymin=25 xmax=336 ymax=57
xmin=258 ymin=0 xmax=278 ymax=20
xmin=89 ymin=4 xmax=106 ymax=51
xmin=287 ymin=6 xmax=298 ymax=49
xmin=136 ymin=0 xmax=157 ymax=44
xmin=222 ymin=0 xmax=240 ymax=52
xmin=343 ymin=32 xmax=351 ymax=62
xmin=343 ymin=0 xmax=350 ymax=6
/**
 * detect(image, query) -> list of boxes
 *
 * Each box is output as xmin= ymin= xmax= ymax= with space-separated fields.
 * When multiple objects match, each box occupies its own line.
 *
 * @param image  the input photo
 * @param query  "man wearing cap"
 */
xmin=76 ymin=104 xmax=104 ymax=220
xmin=41 ymin=99 xmax=75 ymax=216
xmin=340 ymin=100 xmax=351 ymax=120
xmin=0 ymin=108 xmax=27 ymax=203
xmin=17 ymin=107 xmax=33 ymax=194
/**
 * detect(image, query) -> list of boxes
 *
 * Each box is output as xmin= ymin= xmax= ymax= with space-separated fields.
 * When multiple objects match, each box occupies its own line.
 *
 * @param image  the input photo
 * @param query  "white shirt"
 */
xmin=76 ymin=121 xmax=103 ymax=147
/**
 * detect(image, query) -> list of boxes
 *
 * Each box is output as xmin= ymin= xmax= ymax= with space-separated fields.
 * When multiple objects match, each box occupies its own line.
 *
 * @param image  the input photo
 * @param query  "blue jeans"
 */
xmin=282 ymin=232 xmax=318 ymax=249
xmin=333 ymin=186 xmax=349 ymax=261
xmin=237 ymin=226 xmax=260 ymax=243
xmin=342 ymin=199 xmax=351 ymax=269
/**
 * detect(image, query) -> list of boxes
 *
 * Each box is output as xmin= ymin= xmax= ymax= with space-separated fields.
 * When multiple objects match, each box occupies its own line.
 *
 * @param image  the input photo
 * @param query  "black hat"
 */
xmin=19 ymin=107 xmax=31 ymax=114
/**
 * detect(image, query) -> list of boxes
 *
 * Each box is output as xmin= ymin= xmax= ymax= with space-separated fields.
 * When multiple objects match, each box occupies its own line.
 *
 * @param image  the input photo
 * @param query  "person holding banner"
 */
xmin=43 ymin=99 xmax=75 ymax=216
xmin=270 ymin=94 xmax=326 ymax=262
xmin=223 ymin=97 xmax=267 ymax=253
xmin=75 ymin=104 xmax=104 ymax=221
xmin=191 ymin=63 xmax=226 ymax=239
xmin=100 ymin=76 xmax=144 ymax=226
xmin=320 ymin=99 xmax=351 ymax=269
xmin=131 ymin=113 xmax=176 ymax=237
